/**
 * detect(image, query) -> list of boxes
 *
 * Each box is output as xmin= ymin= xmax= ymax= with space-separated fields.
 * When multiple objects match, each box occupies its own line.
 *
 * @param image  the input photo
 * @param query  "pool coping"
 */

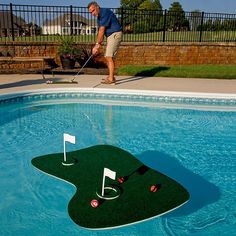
xmin=1 ymin=87 xmax=236 ymax=101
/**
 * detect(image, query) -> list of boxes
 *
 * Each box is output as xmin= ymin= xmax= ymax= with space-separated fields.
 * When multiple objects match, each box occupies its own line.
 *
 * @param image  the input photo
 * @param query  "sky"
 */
xmin=1 ymin=0 xmax=236 ymax=14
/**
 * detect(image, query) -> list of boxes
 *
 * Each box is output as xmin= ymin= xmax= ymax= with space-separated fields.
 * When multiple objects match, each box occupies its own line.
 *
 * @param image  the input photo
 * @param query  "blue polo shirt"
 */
xmin=97 ymin=8 xmax=122 ymax=37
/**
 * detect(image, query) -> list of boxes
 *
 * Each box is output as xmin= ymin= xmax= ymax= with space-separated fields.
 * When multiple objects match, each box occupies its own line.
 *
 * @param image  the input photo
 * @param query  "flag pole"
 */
xmin=102 ymin=172 xmax=106 ymax=196
xmin=63 ymin=138 xmax=67 ymax=163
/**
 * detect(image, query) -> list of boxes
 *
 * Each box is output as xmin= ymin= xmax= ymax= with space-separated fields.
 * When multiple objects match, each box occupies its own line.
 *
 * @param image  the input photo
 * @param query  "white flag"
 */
xmin=102 ymin=167 xmax=116 ymax=196
xmin=104 ymin=167 xmax=116 ymax=180
xmin=63 ymin=133 xmax=76 ymax=163
xmin=64 ymin=133 xmax=76 ymax=144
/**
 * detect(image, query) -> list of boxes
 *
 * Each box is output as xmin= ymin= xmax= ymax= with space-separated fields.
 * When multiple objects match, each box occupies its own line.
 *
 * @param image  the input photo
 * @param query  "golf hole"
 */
xmin=96 ymin=186 xmax=120 ymax=200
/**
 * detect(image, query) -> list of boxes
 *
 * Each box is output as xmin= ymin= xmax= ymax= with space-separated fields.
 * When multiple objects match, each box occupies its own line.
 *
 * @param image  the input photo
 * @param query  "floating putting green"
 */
xmin=31 ymin=145 xmax=189 ymax=229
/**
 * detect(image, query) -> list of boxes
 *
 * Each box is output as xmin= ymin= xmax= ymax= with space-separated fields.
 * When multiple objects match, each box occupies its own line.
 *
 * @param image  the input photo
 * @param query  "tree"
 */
xmin=120 ymin=0 xmax=162 ymax=11
xmin=138 ymin=0 xmax=162 ymax=11
xmin=120 ymin=0 xmax=143 ymax=9
xmin=222 ymin=19 xmax=236 ymax=31
xmin=166 ymin=1 xmax=189 ymax=31
xmin=168 ymin=1 xmax=183 ymax=12
xmin=120 ymin=0 xmax=163 ymax=33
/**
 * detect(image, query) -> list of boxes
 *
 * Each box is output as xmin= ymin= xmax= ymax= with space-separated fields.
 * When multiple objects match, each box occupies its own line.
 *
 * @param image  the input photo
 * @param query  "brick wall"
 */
xmin=0 ymin=43 xmax=58 ymax=71
xmin=0 ymin=42 xmax=236 ymax=71
xmin=115 ymin=42 xmax=236 ymax=66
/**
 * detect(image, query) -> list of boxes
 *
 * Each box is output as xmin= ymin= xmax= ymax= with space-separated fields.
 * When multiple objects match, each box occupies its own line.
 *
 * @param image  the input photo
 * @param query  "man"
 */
xmin=88 ymin=1 xmax=122 ymax=84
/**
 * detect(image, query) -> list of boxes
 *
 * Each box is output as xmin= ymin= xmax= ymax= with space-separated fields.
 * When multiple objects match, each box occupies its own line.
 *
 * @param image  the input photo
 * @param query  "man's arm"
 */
xmin=92 ymin=26 xmax=105 ymax=55
xmin=96 ymin=26 xmax=105 ymax=44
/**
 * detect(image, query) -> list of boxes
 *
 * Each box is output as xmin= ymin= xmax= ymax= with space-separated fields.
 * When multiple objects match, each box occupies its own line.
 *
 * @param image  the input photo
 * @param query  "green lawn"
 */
xmin=1 ymin=31 xmax=235 ymax=43
xmin=117 ymin=65 xmax=236 ymax=79
xmin=122 ymin=31 xmax=236 ymax=42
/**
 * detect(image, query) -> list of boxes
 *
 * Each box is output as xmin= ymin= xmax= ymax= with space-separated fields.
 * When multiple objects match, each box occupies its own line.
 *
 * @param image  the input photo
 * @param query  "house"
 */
xmin=0 ymin=11 xmax=27 ymax=37
xmin=42 ymin=13 xmax=97 ymax=35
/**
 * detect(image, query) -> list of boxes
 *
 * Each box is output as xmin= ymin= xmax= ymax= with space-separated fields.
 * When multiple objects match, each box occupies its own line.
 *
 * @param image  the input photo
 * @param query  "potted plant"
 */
xmin=57 ymin=36 xmax=80 ymax=69
xmin=76 ymin=44 xmax=106 ymax=68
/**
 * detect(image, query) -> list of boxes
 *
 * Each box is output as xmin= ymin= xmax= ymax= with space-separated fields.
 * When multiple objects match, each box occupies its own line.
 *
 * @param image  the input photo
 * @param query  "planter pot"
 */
xmin=60 ymin=57 xmax=75 ymax=69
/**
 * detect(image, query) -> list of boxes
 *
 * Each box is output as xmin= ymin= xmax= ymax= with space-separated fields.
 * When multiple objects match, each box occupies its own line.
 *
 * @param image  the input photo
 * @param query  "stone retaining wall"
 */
xmin=116 ymin=42 xmax=236 ymax=66
xmin=0 ymin=42 xmax=235 ymax=71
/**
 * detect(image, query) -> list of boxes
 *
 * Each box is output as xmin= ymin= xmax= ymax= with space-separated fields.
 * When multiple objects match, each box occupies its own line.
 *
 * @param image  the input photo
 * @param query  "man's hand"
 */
xmin=92 ymin=43 xmax=100 ymax=55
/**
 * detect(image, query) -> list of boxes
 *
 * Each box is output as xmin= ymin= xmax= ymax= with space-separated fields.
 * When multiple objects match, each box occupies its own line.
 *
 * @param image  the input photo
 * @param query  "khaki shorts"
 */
xmin=105 ymin=31 xmax=122 ymax=58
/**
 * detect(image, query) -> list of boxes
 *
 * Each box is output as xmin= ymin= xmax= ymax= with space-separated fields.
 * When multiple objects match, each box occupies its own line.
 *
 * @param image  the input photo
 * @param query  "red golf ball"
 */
xmin=118 ymin=177 xmax=125 ymax=184
xmin=150 ymin=185 xmax=158 ymax=192
xmin=90 ymin=199 xmax=99 ymax=208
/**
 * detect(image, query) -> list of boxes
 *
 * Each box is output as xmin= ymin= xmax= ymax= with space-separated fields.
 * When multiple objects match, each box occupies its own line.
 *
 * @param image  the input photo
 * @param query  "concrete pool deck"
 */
xmin=0 ymin=74 xmax=236 ymax=95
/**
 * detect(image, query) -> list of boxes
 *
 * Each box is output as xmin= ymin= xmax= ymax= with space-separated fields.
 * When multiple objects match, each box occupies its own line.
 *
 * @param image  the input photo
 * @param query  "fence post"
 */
xmin=163 ymin=9 xmax=167 ymax=42
xmin=70 ymin=5 xmax=73 ymax=36
xmin=199 ymin=11 xmax=204 ymax=42
xmin=10 ymin=3 xmax=15 ymax=41
xmin=120 ymin=7 xmax=124 ymax=30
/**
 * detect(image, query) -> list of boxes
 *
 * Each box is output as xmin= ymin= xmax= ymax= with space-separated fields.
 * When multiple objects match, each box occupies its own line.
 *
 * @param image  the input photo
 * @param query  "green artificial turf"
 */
xmin=32 ymin=145 xmax=189 ymax=229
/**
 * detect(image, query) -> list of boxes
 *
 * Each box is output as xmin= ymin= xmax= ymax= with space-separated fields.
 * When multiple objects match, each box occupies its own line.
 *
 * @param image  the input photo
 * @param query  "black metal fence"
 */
xmin=0 ymin=3 xmax=236 ymax=43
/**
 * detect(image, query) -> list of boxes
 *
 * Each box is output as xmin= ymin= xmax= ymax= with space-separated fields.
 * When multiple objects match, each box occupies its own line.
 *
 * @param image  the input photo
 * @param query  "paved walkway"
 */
xmin=0 ymin=74 xmax=236 ymax=95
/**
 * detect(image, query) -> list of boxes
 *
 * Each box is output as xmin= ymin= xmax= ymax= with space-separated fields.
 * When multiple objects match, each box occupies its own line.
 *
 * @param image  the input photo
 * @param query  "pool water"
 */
xmin=0 ymin=93 xmax=236 ymax=236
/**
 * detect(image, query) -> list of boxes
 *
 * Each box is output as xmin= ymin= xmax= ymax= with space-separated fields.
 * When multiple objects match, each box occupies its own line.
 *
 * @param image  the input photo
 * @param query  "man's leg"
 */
xmin=103 ymin=32 xmax=122 ymax=83
xmin=106 ymin=56 xmax=115 ymax=82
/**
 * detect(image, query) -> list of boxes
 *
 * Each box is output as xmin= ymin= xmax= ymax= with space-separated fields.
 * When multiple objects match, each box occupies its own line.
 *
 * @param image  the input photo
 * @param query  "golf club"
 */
xmin=71 ymin=54 xmax=93 ymax=82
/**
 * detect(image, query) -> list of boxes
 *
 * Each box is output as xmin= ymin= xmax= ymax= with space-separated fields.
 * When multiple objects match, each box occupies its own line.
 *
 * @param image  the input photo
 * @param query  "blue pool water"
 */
xmin=0 ymin=92 xmax=236 ymax=236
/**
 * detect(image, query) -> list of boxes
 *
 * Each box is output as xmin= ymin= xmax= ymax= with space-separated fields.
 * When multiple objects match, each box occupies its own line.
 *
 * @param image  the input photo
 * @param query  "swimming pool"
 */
xmin=0 ymin=89 xmax=236 ymax=236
